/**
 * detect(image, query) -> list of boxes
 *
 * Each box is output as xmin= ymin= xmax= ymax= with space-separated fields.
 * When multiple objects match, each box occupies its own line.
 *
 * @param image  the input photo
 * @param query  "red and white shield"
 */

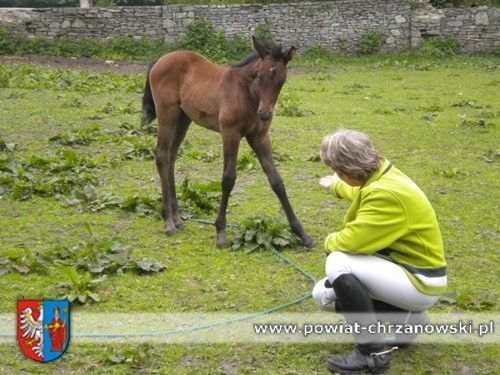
xmin=17 ymin=299 xmax=70 ymax=363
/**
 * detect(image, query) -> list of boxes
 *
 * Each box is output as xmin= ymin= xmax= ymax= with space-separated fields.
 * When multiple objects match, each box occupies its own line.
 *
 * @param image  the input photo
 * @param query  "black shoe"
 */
xmin=326 ymin=347 xmax=392 ymax=374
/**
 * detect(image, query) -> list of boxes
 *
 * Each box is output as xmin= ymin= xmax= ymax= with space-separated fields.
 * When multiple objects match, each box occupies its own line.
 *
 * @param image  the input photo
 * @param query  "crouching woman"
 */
xmin=313 ymin=129 xmax=447 ymax=374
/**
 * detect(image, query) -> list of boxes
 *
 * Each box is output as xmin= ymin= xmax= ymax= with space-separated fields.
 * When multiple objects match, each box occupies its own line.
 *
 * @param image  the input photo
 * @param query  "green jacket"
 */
xmin=325 ymin=159 xmax=447 ymax=296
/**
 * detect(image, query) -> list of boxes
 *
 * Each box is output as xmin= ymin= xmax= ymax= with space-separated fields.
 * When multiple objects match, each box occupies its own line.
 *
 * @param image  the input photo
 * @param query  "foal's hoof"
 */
xmin=164 ymin=223 xmax=177 ymax=236
xmin=302 ymin=234 xmax=316 ymax=249
xmin=174 ymin=219 xmax=184 ymax=230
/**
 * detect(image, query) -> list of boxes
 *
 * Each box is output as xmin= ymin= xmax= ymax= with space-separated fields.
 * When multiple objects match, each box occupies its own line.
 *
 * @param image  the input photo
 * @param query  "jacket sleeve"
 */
xmin=330 ymin=179 xmax=359 ymax=202
xmin=324 ymin=189 xmax=408 ymax=254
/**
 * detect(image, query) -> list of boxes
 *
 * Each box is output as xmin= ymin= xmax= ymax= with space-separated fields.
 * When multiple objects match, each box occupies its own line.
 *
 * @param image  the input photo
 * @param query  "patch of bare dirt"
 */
xmin=0 ymin=54 xmax=149 ymax=74
xmin=178 ymin=354 xmax=209 ymax=369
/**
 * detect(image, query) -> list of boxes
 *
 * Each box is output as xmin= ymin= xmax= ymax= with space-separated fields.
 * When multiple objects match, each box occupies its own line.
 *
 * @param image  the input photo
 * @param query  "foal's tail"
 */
xmin=142 ymin=60 xmax=157 ymax=125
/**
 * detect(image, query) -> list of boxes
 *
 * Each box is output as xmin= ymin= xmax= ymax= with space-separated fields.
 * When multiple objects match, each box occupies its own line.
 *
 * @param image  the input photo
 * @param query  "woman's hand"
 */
xmin=319 ymin=174 xmax=340 ymax=189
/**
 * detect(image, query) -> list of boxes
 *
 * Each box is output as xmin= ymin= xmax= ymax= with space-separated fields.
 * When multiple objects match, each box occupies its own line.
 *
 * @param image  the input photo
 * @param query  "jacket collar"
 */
xmin=362 ymin=158 xmax=392 ymax=188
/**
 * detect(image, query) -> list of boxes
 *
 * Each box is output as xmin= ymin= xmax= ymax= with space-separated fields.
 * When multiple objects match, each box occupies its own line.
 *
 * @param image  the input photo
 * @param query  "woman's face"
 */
xmin=337 ymin=171 xmax=364 ymax=187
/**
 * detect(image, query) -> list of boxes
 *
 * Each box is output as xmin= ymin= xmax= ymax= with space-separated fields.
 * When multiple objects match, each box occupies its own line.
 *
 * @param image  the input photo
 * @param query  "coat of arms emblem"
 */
xmin=17 ymin=300 xmax=70 ymax=362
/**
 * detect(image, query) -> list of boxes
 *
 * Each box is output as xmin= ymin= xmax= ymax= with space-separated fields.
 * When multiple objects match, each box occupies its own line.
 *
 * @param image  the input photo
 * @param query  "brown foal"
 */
xmin=142 ymin=36 xmax=315 ymax=248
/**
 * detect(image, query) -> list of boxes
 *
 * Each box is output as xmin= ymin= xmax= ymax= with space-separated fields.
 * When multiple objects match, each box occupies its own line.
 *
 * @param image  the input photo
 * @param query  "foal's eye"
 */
xmin=270 ymin=67 xmax=277 ymax=77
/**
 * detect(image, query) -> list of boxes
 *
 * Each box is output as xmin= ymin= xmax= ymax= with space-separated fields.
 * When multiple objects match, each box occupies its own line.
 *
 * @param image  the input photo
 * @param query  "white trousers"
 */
xmin=312 ymin=251 xmax=439 ymax=312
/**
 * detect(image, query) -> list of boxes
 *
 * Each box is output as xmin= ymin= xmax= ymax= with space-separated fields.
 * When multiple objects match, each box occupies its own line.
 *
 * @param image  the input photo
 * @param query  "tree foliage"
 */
xmin=0 ymin=0 xmax=78 ymax=7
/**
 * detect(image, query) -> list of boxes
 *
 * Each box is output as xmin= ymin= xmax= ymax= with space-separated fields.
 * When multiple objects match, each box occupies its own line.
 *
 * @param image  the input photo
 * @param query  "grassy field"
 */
xmin=0 ymin=53 xmax=498 ymax=374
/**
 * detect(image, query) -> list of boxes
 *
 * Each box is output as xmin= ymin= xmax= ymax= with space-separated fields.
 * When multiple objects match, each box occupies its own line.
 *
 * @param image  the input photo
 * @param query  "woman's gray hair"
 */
xmin=320 ymin=129 xmax=381 ymax=181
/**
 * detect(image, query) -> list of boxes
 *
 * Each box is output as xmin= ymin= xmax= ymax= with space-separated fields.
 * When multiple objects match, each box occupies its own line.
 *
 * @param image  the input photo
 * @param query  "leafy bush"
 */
xmin=1 ymin=0 xmax=495 ymax=9
xmin=178 ymin=140 xmax=219 ymax=162
xmin=430 ymin=0 xmax=498 ymax=7
xmin=120 ymin=193 xmax=160 ymax=216
xmin=0 ymin=248 xmax=48 ymax=276
xmin=276 ymin=91 xmax=314 ymax=117
xmin=422 ymin=36 xmax=460 ymax=57
xmin=121 ymin=136 xmax=156 ymax=160
xmin=0 ymin=0 xmax=78 ymax=7
xmin=49 ymin=124 xmax=102 ymax=146
xmin=177 ymin=18 xmax=229 ymax=63
xmin=114 ymin=0 xmax=162 ymax=5
xmin=56 ymin=267 xmax=105 ymax=305
xmin=301 ymin=46 xmax=330 ymax=60
xmin=0 ymin=28 xmax=15 ymax=54
xmin=0 ymin=64 xmax=144 ymax=93
xmin=66 ymin=184 xmax=122 ymax=212
xmin=0 ymin=17 xmax=270 ymax=65
xmin=236 ymin=151 xmax=257 ymax=171
xmin=225 ymin=34 xmax=253 ymax=64
xmin=299 ymin=45 xmax=335 ymax=65
xmin=105 ymin=35 xmax=166 ymax=61
xmin=119 ymin=121 xmax=156 ymax=136
xmin=178 ymin=178 xmax=221 ymax=216
xmin=0 ymin=148 xmax=104 ymax=200
xmin=231 ymin=213 xmax=301 ymax=253
xmin=0 ymin=222 xmax=166 ymax=285
xmin=0 ymin=32 xmax=168 ymax=62
xmin=175 ymin=18 xmax=257 ymax=64
xmin=356 ymin=30 xmax=385 ymax=55
xmin=254 ymin=21 xmax=274 ymax=44
xmin=67 ymin=180 xmax=222 ymax=219
xmin=45 ymin=223 xmax=166 ymax=276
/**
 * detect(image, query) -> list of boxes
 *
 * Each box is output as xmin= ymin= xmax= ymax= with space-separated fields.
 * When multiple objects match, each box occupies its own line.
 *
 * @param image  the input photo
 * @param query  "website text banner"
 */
xmin=1 ymin=312 xmax=497 ymax=344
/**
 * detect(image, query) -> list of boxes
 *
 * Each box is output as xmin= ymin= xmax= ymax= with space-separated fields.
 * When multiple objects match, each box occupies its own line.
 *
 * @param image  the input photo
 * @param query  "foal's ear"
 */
xmin=286 ymin=46 xmax=297 ymax=63
xmin=252 ymin=36 xmax=268 ymax=58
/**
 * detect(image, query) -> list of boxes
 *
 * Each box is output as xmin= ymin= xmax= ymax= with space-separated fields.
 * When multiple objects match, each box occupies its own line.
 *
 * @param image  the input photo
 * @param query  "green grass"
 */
xmin=0 ymin=343 xmax=499 ymax=374
xmin=0 ymin=53 xmax=499 ymax=373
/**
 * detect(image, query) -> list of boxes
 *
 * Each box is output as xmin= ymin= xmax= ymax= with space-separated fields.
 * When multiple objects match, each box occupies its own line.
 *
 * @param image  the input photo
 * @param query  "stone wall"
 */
xmin=0 ymin=6 xmax=165 ymax=40
xmin=184 ymin=1 xmax=411 ymax=53
xmin=412 ymin=3 xmax=499 ymax=53
xmin=0 ymin=1 xmax=498 ymax=54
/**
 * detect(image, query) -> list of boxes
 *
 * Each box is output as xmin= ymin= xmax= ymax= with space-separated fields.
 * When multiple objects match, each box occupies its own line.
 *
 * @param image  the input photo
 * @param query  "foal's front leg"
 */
xmin=247 ymin=134 xmax=316 ymax=248
xmin=215 ymin=130 xmax=241 ymax=247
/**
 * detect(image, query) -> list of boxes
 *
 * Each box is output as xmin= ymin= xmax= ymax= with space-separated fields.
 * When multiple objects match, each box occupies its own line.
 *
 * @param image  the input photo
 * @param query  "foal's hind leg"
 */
xmin=155 ymin=106 xmax=183 ymax=235
xmin=169 ymin=112 xmax=191 ymax=229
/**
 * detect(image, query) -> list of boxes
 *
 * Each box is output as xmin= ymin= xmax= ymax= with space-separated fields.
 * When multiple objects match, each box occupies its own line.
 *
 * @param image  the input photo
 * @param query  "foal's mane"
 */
xmin=231 ymin=43 xmax=286 ymax=68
